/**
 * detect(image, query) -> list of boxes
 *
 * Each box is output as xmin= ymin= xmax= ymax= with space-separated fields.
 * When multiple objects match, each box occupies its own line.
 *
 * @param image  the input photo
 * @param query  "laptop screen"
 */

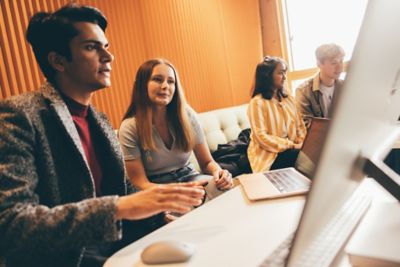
xmin=295 ymin=117 xmax=330 ymax=179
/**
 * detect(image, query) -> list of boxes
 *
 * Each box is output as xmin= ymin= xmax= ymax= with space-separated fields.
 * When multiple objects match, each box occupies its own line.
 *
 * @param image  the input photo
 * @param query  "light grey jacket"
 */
xmin=0 ymin=83 xmax=129 ymax=266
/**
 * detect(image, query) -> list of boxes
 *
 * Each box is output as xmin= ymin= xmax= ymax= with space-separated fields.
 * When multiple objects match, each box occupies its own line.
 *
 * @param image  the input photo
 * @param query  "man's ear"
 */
xmin=48 ymin=52 xmax=66 ymax=72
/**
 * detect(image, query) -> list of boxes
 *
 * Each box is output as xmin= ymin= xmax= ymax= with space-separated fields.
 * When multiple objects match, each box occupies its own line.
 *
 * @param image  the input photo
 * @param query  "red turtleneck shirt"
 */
xmin=63 ymin=96 xmax=103 ymax=196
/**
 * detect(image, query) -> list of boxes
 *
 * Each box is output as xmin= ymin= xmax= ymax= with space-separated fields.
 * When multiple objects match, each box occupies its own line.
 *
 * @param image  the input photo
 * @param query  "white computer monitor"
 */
xmin=287 ymin=0 xmax=400 ymax=266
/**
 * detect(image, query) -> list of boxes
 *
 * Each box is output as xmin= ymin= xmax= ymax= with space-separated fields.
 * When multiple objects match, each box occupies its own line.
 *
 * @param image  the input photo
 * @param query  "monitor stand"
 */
xmin=358 ymin=156 xmax=400 ymax=201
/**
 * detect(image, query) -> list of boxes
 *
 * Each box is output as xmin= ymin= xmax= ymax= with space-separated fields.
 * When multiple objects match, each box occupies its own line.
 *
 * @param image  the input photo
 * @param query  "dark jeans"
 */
xmin=148 ymin=165 xmax=200 ymax=183
xmin=270 ymin=149 xmax=300 ymax=170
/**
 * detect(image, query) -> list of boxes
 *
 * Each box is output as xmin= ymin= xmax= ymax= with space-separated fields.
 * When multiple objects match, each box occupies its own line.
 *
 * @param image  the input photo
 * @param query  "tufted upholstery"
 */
xmin=190 ymin=104 xmax=250 ymax=170
xmin=196 ymin=104 xmax=249 ymax=152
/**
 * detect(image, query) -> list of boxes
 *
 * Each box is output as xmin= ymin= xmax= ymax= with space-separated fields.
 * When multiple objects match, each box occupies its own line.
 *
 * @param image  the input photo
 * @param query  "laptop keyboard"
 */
xmin=259 ymin=192 xmax=371 ymax=267
xmin=264 ymin=169 xmax=310 ymax=193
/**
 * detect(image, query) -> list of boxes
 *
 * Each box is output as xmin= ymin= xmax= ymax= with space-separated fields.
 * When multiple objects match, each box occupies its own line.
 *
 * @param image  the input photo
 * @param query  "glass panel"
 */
xmin=284 ymin=0 xmax=368 ymax=70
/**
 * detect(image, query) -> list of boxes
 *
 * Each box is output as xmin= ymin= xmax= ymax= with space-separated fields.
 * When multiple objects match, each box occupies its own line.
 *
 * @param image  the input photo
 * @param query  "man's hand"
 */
xmin=115 ymin=182 xmax=205 ymax=220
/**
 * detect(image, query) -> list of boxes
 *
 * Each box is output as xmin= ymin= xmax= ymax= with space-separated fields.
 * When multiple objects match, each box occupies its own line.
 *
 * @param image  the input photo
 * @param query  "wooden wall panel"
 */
xmin=220 ymin=0 xmax=264 ymax=103
xmin=87 ymin=0 xmax=149 ymax=127
xmin=0 ymin=0 xmax=70 ymax=98
xmin=259 ymin=0 xmax=285 ymax=58
xmin=0 ymin=0 xmax=263 ymax=128
xmin=138 ymin=0 xmax=233 ymax=111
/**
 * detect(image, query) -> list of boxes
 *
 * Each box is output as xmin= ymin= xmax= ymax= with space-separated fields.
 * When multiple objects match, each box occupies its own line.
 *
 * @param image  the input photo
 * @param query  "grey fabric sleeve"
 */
xmin=118 ymin=117 xmax=142 ymax=160
xmin=186 ymin=107 xmax=205 ymax=145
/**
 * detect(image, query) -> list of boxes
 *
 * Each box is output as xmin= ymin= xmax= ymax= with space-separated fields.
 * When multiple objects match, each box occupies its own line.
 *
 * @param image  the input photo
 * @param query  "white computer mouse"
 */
xmin=141 ymin=240 xmax=195 ymax=265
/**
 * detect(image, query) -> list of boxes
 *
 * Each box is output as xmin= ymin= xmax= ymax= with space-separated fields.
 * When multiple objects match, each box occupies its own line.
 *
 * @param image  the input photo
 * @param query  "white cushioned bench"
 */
xmin=190 ymin=104 xmax=250 ymax=170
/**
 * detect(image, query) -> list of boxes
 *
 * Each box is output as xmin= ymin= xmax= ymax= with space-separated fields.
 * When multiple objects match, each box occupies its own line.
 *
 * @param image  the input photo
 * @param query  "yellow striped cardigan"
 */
xmin=247 ymin=94 xmax=307 ymax=172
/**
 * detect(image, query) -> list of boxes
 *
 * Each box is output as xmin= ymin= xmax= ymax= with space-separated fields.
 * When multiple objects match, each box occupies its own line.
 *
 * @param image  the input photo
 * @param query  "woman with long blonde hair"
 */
xmin=119 ymin=58 xmax=233 ymax=211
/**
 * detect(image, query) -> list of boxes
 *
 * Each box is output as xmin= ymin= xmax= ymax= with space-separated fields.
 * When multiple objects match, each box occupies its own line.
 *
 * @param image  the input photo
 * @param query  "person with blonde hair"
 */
xmin=119 ymin=58 xmax=233 ymax=206
xmin=247 ymin=56 xmax=307 ymax=172
xmin=295 ymin=43 xmax=345 ymax=127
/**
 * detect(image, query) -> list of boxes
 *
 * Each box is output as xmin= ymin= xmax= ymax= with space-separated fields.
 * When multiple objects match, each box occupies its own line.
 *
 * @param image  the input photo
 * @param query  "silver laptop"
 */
xmin=239 ymin=117 xmax=329 ymax=200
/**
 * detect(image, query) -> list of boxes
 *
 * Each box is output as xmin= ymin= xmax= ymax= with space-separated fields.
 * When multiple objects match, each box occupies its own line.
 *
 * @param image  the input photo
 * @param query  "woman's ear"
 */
xmin=48 ymin=52 xmax=66 ymax=72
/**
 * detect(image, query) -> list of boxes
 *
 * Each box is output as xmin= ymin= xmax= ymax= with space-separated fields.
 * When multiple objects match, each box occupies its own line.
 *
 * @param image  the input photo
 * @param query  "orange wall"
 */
xmin=0 ymin=0 xmax=263 ymax=128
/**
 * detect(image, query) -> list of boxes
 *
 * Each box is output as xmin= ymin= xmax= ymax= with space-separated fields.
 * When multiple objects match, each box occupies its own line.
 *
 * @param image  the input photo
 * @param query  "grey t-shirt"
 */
xmin=118 ymin=108 xmax=204 ymax=176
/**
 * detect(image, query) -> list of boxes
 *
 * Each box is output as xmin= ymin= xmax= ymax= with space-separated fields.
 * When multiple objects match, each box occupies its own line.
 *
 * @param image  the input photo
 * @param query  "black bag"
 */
xmin=212 ymin=128 xmax=252 ymax=177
